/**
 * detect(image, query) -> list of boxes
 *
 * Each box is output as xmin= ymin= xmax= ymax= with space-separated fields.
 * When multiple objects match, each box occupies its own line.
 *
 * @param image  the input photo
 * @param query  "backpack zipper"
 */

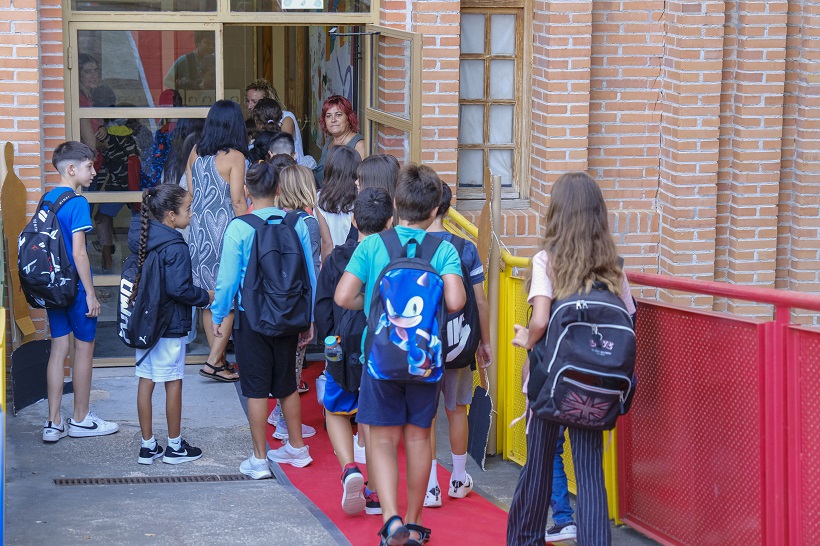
xmin=544 ymin=322 xmax=635 ymax=378
xmin=543 ymin=300 xmax=632 ymax=351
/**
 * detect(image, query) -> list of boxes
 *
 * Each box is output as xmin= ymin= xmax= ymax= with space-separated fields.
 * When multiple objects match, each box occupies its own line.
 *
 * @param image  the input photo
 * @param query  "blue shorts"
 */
xmin=323 ymin=372 xmax=358 ymax=415
xmin=46 ymin=289 xmax=97 ymax=342
xmin=356 ymin=372 xmax=441 ymax=428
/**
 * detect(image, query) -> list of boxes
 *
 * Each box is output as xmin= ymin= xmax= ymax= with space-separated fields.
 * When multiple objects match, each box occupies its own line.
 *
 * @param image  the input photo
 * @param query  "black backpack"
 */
xmin=328 ymin=306 xmax=367 ymax=393
xmin=238 ymin=212 xmax=312 ymax=337
xmin=441 ymin=236 xmax=481 ymax=369
xmin=527 ymin=285 xmax=636 ymax=431
xmin=363 ymin=230 xmax=447 ymax=383
xmin=118 ymin=241 xmax=175 ymax=356
xmin=17 ymin=190 xmax=79 ymax=308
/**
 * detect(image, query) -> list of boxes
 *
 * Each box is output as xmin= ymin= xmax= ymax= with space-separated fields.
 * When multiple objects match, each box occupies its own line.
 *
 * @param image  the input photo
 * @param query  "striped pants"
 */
xmin=507 ymin=417 xmax=611 ymax=546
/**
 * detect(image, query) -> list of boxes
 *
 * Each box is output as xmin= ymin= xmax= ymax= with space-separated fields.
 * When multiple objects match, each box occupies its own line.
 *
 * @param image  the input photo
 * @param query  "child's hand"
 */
xmin=477 ymin=342 xmax=492 ymax=368
xmin=212 ymin=322 xmax=223 ymax=338
xmin=298 ymin=324 xmax=314 ymax=349
xmin=206 ymin=290 xmax=214 ymax=304
xmin=512 ymin=324 xmax=529 ymax=349
xmin=85 ymin=293 xmax=101 ymax=318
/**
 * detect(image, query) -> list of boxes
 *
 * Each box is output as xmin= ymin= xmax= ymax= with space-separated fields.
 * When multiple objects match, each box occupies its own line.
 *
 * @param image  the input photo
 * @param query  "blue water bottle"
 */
xmin=324 ymin=335 xmax=342 ymax=364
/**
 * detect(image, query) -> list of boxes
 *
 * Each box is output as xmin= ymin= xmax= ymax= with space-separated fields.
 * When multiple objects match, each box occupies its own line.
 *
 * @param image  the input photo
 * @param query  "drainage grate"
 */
xmin=54 ymin=474 xmax=255 ymax=486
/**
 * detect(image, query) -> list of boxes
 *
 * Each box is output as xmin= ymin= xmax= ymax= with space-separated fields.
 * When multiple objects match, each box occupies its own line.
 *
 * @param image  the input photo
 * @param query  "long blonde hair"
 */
xmin=276 ymin=164 xmax=317 ymax=211
xmin=533 ymin=171 xmax=622 ymax=299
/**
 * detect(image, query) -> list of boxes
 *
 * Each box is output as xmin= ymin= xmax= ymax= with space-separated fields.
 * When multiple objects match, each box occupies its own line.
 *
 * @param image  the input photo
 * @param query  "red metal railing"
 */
xmin=619 ymin=272 xmax=820 ymax=546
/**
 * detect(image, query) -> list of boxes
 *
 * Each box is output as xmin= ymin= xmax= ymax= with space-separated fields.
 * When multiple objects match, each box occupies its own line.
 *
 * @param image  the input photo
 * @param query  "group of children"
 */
xmin=37 ymin=138 xmax=631 ymax=545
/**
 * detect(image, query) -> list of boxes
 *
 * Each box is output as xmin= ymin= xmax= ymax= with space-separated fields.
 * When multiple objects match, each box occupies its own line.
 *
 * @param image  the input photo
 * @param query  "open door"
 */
xmin=363 ymin=25 xmax=422 ymax=165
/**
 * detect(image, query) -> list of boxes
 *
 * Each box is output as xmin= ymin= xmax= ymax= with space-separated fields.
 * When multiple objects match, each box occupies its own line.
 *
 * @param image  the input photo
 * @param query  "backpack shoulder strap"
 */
xmin=379 ymin=230 xmax=405 ymax=260
xmin=45 ymin=190 xmax=78 ymax=213
xmin=282 ymin=209 xmax=307 ymax=230
xmin=449 ymin=235 xmax=466 ymax=254
xmin=236 ymin=213 xmax=266 ymax=230
xmin=417 ymin=233 xmax=442 ymax=262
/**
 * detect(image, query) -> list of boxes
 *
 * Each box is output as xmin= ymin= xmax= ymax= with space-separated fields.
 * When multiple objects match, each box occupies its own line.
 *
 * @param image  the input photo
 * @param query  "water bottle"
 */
xmin=324 ymin=335 xmax=342 ymax=364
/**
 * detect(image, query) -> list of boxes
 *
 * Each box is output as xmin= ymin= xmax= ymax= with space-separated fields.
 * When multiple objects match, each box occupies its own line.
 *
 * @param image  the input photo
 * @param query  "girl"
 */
xmin=128 ymin=185 xmax=213 ymax=465
xmin=252 ymin=98 xmax=283 ymax=134
xmin=316 ymin=145 xmax=360 ymax=252
xmin=506 ymin=172 xmax=636 ymax=546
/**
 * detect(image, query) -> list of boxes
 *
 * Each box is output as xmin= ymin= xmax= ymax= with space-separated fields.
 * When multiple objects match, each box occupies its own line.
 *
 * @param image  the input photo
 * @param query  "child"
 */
xmin=212 ymin=161 xmax=317 ymax=478
xmin=316 ymin=187 xmax=394 ymax=515
xmin=41 ymin=141 xmax=118 ymax=442
xmin=128 ymin=185 xmax=213 ymax=464
xmin=424 ymin=182 xmax=492 ymax=507
xmin=507 ymin=172 xmax=636 ymax=546
xmin=335 ymin=165 xmax=466 ymax=546
xmin=317 ymin=146 xmax=361 ymax=250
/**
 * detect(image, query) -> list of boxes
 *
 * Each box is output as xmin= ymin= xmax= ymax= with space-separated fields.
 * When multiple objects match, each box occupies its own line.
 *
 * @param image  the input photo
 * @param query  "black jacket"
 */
xmin=315 ymin=238 xmax=358 ymax=341
xmin=128 ymin=217 xmax=209 ymax=337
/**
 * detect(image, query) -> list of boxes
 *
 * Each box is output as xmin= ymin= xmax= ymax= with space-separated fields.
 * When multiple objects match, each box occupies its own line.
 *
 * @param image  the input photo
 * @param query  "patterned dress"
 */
xmin=188 ymin=153 xmax=235 ymax=291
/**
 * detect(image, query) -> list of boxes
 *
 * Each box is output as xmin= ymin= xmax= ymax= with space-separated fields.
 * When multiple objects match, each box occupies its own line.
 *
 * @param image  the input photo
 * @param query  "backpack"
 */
xmin=527 ymin=284 xmax=636 ymax=431
xmin=17 ymin=190 xmax=79 ymax=309
xmin=442 ymin=236 xmax=481 ymax=369
xmin=238 ymin=212 xmax=312 ymax=337
xmin=363 ymin=230 xmax=447 ymax=383
xmin=328 ymin=306 xmax=367 ymax=393
xmin=117 ymin=241 xmax=175 ymax=355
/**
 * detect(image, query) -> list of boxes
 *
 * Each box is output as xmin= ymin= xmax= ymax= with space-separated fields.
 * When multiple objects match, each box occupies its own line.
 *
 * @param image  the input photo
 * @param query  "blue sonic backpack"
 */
xmin=363 ymin=230 xmax=447 ymax=383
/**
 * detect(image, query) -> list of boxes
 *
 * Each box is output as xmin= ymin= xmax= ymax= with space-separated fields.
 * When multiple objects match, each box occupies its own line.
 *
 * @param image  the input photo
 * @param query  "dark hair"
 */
xmin=318 ymin=146 xmax=360 ymax=214
xmin=91 ymin=85 xmax=116 ymax=108
xmin=197 ymin=100 xmax=248 ymax=158
xmin=436 ymin=181 xmax=452 ymax=218
xmin=268 ymin=131 xmax=295 ymax=157
xmin=319 ymin=95 xmax=359 ymax=135
xmin=194 ymin=31 xmax=211 ymax=46
xmin=245 ymin=161 xmax=279 ymax=199
xmin=52 ymin=141 xmax=95 ymax=172
xmin=249 ymin=130 xmax=277 ymax=163
xmin=268 ymin=153 xmax=297 ymax=175
xmin=395 ymin=164 xmax=442 ymax=223
xmin=357 ymin=154 xmax=400 ymax=198
xmin=354 ymin=187 xmax=393 ymax=235
xmin=245 ymin=117 xmax=258 ymax=142
xmin=131 ymin=185 xmax=188 ymax=304
xmin=252 ymin=98 xmax=283 ymax=133
xmin=163 ymin=118 xmax=205 ymax=185
xmin=78 ymin=53 xmax=98 ymax=71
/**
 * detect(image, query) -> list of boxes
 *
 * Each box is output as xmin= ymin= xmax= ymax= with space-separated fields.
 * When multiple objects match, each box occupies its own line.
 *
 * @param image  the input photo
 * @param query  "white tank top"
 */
xmin=318 ymin=206 xmax=353 ymax=248
xmin=282 ymin=111 xmax=304 ymax=162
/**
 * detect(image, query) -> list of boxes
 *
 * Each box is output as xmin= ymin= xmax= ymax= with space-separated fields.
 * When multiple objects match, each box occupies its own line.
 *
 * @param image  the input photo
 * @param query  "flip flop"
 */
xmin=199 ymin=362 xmax=239 ymax=383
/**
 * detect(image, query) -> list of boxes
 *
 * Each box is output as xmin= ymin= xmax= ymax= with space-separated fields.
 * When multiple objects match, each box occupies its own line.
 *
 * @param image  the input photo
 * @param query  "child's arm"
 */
xmin=474 ymin=283 xmax=492 ymax=368
xmin=314 ymin=263 xmax=337 ymax=341
xmin=227 ymin=151 xmax=248 ymax=217
xmin=442 ymin=273 xmax=466 ymax=313
xmin=211 ymin=224 xmax=243 ymax=338
xmin=512 ymin=295 xmax=550 ymax=350
xmin=315 ymin=209 xmax=333 ymax=261
xmin=164 ymin=247 xmax=210 ymax=308
xmin=72 ymin=231 xmax=100 ymax=318
xmin=335 ymin=271 xmax=365 ymax=311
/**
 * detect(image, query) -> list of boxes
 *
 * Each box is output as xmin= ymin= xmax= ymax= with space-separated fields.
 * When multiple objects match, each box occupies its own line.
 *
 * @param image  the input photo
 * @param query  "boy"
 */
xmin=424 ymin=182 xmax=492 ymax=507
xmin=316 ymin=188 xmax=393 ymax=515
xmin=335 ymin=165 xmax=466 ymax=544
xmin=42 ymin=141 xmax=119 ymax=442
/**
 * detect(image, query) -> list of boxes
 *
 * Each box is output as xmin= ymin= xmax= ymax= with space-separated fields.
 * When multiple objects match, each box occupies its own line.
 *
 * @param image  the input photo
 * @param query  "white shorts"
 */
xmin=441 ymin=367 xmax=474 ymax=412
xmin=135 ymin=338 xmax=186 ymax=383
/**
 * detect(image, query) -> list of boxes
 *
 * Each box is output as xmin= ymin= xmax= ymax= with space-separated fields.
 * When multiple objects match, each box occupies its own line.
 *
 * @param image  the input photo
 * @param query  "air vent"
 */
xmin=54 ymin=474 xmax=255 ymax=486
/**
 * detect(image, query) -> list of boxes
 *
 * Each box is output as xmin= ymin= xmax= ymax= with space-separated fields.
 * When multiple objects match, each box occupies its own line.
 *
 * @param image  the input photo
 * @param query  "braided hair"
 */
xmin=130 ymin=184 xmax=188 ymax=304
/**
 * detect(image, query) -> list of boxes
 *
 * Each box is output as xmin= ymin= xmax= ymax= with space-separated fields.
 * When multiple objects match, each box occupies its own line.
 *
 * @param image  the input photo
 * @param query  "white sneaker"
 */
xmin=340 ymin=465 xmax=366 ymax=514
xmin=267 ymin=404 xmax=281 ymax=426
xmin=267 ymin=442 xmax=313 ymax=468
xmin=546 ymin=523 xmax=577 ymax=543
xmin=423 ymin=484 xmax=442 ymax=508
xmin=448 ymin=473 xmax=474 ymax=498
xmin=239 ymin=455 xmax=272 ymax=479
xmin=42 ymin=420 xmax=68 ymax=442
xmin=272 ymin=421 xmax=316 ymax=441
xmin=353 ymin=433 xmax=367 ymax=465
xmin=67 ymin=412 xmax=119 ymax=438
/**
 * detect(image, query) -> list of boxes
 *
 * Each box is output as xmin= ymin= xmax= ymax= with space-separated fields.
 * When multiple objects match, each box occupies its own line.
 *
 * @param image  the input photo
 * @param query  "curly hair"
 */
xmin=245 ymin=79 xmax=281 ymax=103
xmin=319 ymin=95 xmax=359 ymax=135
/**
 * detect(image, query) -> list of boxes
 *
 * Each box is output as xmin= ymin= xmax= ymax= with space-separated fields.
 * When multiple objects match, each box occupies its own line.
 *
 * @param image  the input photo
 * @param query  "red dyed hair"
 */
xmin=319 ymin=95 xmax=359 ymax=135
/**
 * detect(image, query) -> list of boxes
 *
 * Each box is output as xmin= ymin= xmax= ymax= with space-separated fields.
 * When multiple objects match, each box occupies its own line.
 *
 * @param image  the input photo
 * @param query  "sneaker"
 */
xmin=138 ymin=443 xmax=164 ymax=465
xmin=423 ymin=484 xmax=442 ymax=508
xmin=297 ymin=380 xmax=310 ymax=394
xmin=67 ymin=412 xmax=119 ymax=438
xmin=267 ymin=442 xmax=313 ymax=468
xmin=42 ymin=420 xmax=68 ymax=443
xmin=240 ymin=455 xmax=272 ymax=479
xmin=267 ymin=405 xmax=280 ymax=426
xmin=353 ymin=433 xmax=367 ymax=465
xmin=546 ymin=522 xmax=577 ymax=543
xmin=340 ymin=464 xmax=366 ymax=514
xmin=365 ymin=487 xmax=382 ymax=515
xmin=448 ymin=473 xmax=474 ymax=498
xmin=162 ymin=440 xmax=202 ymax=465
xmin=273 ymin=421 xmax=317 ymax=441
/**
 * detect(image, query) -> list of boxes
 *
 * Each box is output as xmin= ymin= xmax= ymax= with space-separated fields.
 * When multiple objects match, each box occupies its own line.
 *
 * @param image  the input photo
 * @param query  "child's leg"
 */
xmin=506 ymin=416 xmax=561 ymax=546
xmin=164 ymin=379 xmax=182 ymax=439
xmin=368 ymin=424 xmax=402 ymax=522
xmin=445 ymin=405 xmax=468 ymax=455
xmin=327 ymin=412 xmax=354 ymax=468
xmin=137 ymin=378 xmax=155 ymax=440
xmin=403 ymin=423 xmax=433 ymax=525
xmin=46 ymin=335 xmax=71 ymax=423
xmin=550 ymin=428 xmax=575 ymax=527
xmin=279 ymin=390 xmax=305 ymax=448
xmin=71 ymin=338 xmax=95 ymax=422
xmin=94 ymin=211 xmax=114 ymax=270
xmin=567 ymin=427 xmax=610 ymax=545
xmin=201 ymin=309 xmax=236 ymax=378
xmin=247 ymin=397 xmax=269 ymax=459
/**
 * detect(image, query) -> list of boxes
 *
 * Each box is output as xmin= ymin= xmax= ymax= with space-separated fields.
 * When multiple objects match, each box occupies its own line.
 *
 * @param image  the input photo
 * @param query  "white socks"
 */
xmin=427 ymin=459 xmax=439 ymax=490
xmin=141 ymin=436 xmax=156 ymax=448
xmin=168 ymin=436 xmax=182 ymax=450
xmin=452 ymin=453 xmax=467 ymax=483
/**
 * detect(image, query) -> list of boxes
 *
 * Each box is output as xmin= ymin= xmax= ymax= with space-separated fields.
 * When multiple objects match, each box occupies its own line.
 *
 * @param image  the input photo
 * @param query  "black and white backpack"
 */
xmin=527 ymin=284 xmax=636 ymax=431
xmin=442 ymin=236 xmax=481 ymax=369
xmin=17 ymin=190 xmax=79 ymax=308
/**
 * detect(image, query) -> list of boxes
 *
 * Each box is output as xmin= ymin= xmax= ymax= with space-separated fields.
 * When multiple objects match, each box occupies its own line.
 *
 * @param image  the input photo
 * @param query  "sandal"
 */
xmin=405 ymin=523 xmax=431 ymax=546
xmin=199 ymin=362 xmax=239 ymax=383
xmin=378 ymin=515 xmax=410 ymax=546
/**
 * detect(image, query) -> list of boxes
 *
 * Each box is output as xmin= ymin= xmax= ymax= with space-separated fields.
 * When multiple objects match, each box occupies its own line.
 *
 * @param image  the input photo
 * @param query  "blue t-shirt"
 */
xmin=42 ymin=187 xmax=92 ymax=290
xmin=427 ymin=231 xmax=485 ymax=285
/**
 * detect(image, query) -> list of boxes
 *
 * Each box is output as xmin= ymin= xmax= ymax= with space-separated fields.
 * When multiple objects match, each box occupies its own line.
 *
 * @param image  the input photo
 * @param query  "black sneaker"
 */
xmin=365 ymin=485 xmax=382 ymax=515
xmin=137 ymin=443 xmax=164 ymax=465
xmin=162 ymin=440 xmax=202 ymax=465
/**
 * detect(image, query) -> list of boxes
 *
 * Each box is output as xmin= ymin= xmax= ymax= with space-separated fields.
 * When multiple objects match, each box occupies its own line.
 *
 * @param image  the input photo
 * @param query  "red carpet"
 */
xmin=268 ymin=360 xmax=510 ymax=545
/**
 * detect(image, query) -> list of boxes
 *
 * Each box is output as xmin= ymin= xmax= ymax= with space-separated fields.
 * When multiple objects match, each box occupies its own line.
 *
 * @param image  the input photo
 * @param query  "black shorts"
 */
xmin=234 ymin=312 xmax=298 ymax=399
xmin=356 ymin=371 xmax=441 ymax=428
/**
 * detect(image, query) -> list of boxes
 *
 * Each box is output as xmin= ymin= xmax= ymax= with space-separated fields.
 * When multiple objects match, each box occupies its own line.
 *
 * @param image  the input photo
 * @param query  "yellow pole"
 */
xmin=486 ymin=174 xmax=502 ymax=455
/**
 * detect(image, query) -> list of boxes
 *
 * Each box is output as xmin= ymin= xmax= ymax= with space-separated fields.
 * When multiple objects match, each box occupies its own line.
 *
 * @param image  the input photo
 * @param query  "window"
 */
xmin=457 ymin=7 xmax=527 ymax=200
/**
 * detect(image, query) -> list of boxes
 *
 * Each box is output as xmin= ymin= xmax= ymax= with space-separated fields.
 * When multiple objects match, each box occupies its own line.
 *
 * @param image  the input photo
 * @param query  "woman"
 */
xmin=186 ymin=100 xmax=249 ymax=382
xmin=313 ymin=95 xmax=367 ymax=186
xmin=244 ymin=79 xmax=309 ymax=165
xmin=78 ymin=54 xmax=103 ymax=155
xmin=316 ymin=145 xmax=361 ymax=253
